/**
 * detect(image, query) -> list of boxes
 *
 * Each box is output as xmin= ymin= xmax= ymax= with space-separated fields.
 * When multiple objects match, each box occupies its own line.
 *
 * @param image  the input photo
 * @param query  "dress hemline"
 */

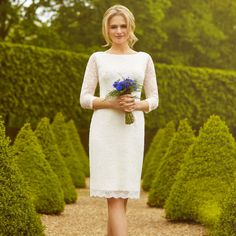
xmin=90 ymin=189 xmax=140 ymax=199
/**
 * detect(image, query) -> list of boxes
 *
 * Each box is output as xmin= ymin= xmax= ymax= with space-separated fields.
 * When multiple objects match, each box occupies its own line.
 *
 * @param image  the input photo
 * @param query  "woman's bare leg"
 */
xmin=106 ymin=198 xmax=128 ymax=236
xmin=124 ymin=198 xmax=128 ymax=213
xmin=107 ymin=198 xmax=128 ymax=236
xmin=107 ymin=214 xmax=112 ymax=236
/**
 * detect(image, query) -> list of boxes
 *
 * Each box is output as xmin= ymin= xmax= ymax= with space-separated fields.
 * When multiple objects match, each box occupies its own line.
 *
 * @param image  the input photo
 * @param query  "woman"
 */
xmin=80 ymin=4 xmax=158 ymax=236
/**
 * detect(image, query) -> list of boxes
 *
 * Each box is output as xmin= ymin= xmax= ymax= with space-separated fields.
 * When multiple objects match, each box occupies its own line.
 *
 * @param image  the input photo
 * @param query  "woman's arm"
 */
xmin=80 ymin=53 xmax=99 ymax=109
xmin=140 ymin=54 xmax=159 ymax=113
xmin=117 ymin=54 xmax=158 ymax=113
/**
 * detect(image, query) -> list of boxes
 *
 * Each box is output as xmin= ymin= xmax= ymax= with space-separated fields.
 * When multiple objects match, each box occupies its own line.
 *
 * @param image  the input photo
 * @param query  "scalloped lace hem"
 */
xmin=90 ymin=189 xmax=140 ymax=199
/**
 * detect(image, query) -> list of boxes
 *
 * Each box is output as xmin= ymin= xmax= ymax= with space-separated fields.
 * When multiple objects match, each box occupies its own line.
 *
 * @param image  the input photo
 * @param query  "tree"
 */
xmin=142 ymin=128 xmax=164 ymax=178
xmin=51 ymin=112 xmax=86 ymax=188
xmin=165 ymin=115 xmax=236 ymax=226
xmin=162 ymin=0 xmax=226 ymax=68
xmin=0 ymin=0 xmax=19 ymax=41
xmin=142 ymin=121 xmax=175 ymax=191
xmin=13 ymin=123 xmax=65 ymax=214
xmin=148 ymin=119 xmax=195 ymax=207
xmin=0 ymin=118 xmax=44 ymax=235
xmin=35 ymin=117 xmax=77 ymax=204
xmin=66 ymin=119 xmax=89 ymax=177
xmin=212 ymin=177 xmax=236 ymax=236
xmin=50 ymin=0 xmax=171 ymax=56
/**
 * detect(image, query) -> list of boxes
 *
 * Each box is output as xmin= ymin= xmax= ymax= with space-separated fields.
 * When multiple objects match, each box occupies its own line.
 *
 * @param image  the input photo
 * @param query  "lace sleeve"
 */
xmin=143 ymin=54 xmax=159 ymax=113
xmin=80 ymin=53 xmax=99 ymax=110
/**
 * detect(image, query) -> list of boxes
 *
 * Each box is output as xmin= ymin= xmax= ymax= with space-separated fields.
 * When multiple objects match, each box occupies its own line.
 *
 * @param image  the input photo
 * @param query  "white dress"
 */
xmin=80 ymin=51 xmax=158 ymax=199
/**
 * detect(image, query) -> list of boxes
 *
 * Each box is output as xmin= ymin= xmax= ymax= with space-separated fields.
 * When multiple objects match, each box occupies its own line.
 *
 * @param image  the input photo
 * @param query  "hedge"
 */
xmin=0 ymin=42 xmax=90 ymax=130
xmin=141 ymin=128 xmax=164 ymax=178
xmin=165 ymin=115 xmax=236 ymax=227
xmin=51 ymin=112 xmax=86 ymax=188
xmin=148 ymin=119 xmax=195 ymax=207
xmin=1 ymin=42 xmax=236 ymax=137
xmin=35 ymin=117 xmax=77 ymax=204
xmin=142 ymin=121 xmax=175 ymax=191
xmin=13 ymin=123 xmax=65 ymax=214
xmin=212 ymin=177 xmax=236 ymax=236
xmin=0 ymin=118 xmax=44 ymax=235
xmin=66 ymin=119 xmax=89 ymax=177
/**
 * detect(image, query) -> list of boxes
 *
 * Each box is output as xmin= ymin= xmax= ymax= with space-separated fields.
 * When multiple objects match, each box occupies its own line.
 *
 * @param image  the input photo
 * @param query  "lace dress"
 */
xmin=80 ymin=51 xmax=158 ymax=199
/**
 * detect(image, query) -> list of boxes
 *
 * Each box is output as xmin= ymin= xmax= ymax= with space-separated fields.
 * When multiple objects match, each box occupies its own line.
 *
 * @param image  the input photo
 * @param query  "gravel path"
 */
xmin=41 ymin=178 xmax=208 ymax=236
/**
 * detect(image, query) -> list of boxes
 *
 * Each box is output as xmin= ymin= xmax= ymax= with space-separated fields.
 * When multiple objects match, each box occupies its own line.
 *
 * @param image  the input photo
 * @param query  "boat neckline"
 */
xmin=102 ymin=51 xmax=141 ymax=55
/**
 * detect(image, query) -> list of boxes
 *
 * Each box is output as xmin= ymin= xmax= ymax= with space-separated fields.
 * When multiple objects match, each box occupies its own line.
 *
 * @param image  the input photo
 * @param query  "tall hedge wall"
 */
xmin=1 ymin=42 xmax=236 ymax=136
xmin=0 ymin=42 xmax=90 ymax=130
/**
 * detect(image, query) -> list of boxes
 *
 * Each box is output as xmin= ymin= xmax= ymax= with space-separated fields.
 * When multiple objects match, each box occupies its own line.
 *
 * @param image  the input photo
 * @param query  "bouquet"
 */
xmin=106 ymin=76 xmax=141 ymax=124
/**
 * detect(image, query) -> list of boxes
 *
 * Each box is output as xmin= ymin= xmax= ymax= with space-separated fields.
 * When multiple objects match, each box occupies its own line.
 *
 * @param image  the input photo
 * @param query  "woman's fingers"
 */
xmin=117 ymin=95 xmax=136 ymax=112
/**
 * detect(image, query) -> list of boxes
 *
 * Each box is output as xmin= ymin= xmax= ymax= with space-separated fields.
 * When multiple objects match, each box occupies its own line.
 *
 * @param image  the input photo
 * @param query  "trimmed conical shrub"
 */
xmin=142 ymin=128 xmax=164 ymax=179
xmin=142 ymin=121 xmax=175 ymax=191
xmin=67 ymin=119 xmax=89 ymax=177
xmin=212 ymin=177 xmax=236 ymax=236
xmin=51 ymin=112 xmax=85 ymax=188
xmin=35 ymin=117 xmax=77 ymax=203
xmin=165 ymin=115 xmax=236 ymax=226
xmin=13 ymin=123 xmax=65 ymax=214
xmin=148 ymin=119 xmax=195 ymax=207
xmin=0 ymin=118 xmax=45 ymax=235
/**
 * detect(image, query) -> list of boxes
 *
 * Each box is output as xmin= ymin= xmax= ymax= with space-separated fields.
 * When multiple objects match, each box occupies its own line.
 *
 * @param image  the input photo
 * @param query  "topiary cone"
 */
xmin=142 ymin=121 xmax=176 ymax=191
xmin=142 ymin=128 xmax=164 ymax=179
xmin=13 ymin=123 xmax=65 ymax=214
xmin=212 ymin=176 xmax=236 ymax=236
xmin=51 ymin=112 xmax=85 ymax=188
xmin=165 ymin=115 xmax=236 ymax=227
xmin=0 ymin=117 xmax=45 ymax=235
xmin=148 ymin=119 xmax=195 ymax=207
xmin=35 ymin=117 xmax=77 ymax=204
xmin=66 ymin=119 xmax=89 ymax=177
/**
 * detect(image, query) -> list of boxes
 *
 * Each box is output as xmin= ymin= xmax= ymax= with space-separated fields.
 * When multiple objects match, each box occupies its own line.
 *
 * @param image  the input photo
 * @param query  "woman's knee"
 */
xmin=107 ymin=198 xmax=125 ymax=209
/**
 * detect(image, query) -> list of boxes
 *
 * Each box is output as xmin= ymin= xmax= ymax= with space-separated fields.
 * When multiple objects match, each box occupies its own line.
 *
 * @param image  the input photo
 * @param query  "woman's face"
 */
xmin=108 ymin=15 xmax=129 ymax=46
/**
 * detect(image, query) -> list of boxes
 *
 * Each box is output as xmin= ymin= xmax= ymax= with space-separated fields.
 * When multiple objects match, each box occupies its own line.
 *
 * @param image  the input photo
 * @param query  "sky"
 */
xmin=17 ymin=0 xmax=54 ymax=22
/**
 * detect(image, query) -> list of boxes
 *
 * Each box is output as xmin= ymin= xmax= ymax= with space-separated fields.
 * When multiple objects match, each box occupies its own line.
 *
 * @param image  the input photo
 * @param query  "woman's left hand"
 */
xmin=119 ymin=94 xmax=137 ymax=112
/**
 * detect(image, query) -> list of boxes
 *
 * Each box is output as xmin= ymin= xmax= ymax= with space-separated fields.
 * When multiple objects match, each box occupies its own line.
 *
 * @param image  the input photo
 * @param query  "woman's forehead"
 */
xmin=109 ymin=14 xmax=127 ymax=25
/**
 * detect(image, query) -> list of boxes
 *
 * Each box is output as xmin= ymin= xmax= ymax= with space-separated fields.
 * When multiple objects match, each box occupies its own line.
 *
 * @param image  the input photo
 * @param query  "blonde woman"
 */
xmin=80 ymin=4 xmax=158 ymax=236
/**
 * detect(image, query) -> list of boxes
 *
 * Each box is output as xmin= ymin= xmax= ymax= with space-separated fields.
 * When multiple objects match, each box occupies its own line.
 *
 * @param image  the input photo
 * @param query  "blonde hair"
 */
xmin=102 ymin=5 xmax=138 ymax=48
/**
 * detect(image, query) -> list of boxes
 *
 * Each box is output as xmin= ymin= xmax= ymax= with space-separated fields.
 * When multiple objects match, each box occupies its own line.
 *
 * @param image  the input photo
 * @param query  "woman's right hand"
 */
xmin=109 ymin=94 xmax=135 ymax=112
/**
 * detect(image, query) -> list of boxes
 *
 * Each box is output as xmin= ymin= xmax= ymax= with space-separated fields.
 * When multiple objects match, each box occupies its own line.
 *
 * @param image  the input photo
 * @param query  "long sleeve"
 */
xmin=143 ymin=54 xmax=159 ymax=113
xmin=80 ymin=53 xmax=99 ymax=109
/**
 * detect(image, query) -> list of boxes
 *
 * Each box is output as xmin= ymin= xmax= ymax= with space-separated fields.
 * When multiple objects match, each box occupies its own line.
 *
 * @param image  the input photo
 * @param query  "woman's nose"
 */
xmin=116 ymin=27 xmax=122 ymax=33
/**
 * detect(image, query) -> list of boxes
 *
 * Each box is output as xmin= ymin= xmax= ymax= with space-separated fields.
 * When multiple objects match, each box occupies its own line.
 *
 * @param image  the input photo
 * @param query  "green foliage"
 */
xmin=142 ymin=128 xmax=164 ymax=178
xmin=87 ymin=0 xmax=171 ymax=58
xmin=0 ymin=118 xmax=45 ymax=235
xmin=35 ymin=117 xmax=77 ymax=204
xmin=66 ymin=119 xmax=89 ymax=177
xmin=165 ymin=115 xmax=236 ymax=227
xmin=1 ymin=43 xmax=236 ymax=136
xmin=146 ymin=63 xmax=236 ymax=134
xmin=13 ymin=123 xmax=65 ymax=214
xmin=162 ymin=0 xmax=226 ymax=68
xmin=142 ymin=121 xmax=175 ymax=191
xmin=148 ymin=119 xmax=195 ymax=207
xmin=2 ymin=0 xmax=236 ymax=69
xmin=211 ymin=177 xmax=236 ymax=236
xmin=0 ymin=42 xmax=91 ymax=129
xmin=51 ymin=112 xmax=86 ymax=188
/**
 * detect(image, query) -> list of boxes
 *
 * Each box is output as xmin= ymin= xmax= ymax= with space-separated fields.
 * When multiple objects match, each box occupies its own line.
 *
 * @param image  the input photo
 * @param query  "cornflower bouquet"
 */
xmin=106 ymin=76 xmax=142 ymax=124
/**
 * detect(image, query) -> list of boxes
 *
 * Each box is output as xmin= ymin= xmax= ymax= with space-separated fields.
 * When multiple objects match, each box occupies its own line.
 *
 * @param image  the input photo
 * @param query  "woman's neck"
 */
xmin=108 ymin=44 xmax=133 ymax=54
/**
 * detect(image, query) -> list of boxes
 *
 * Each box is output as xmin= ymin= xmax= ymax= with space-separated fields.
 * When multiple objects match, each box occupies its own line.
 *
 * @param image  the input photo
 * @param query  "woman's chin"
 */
xmin=112 ymin=40 xmax=129 ymax=46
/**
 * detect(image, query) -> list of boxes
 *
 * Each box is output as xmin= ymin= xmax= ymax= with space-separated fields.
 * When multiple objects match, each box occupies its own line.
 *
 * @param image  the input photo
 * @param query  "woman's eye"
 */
xmin=121 ymin=25 xmax=127 ymax=28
